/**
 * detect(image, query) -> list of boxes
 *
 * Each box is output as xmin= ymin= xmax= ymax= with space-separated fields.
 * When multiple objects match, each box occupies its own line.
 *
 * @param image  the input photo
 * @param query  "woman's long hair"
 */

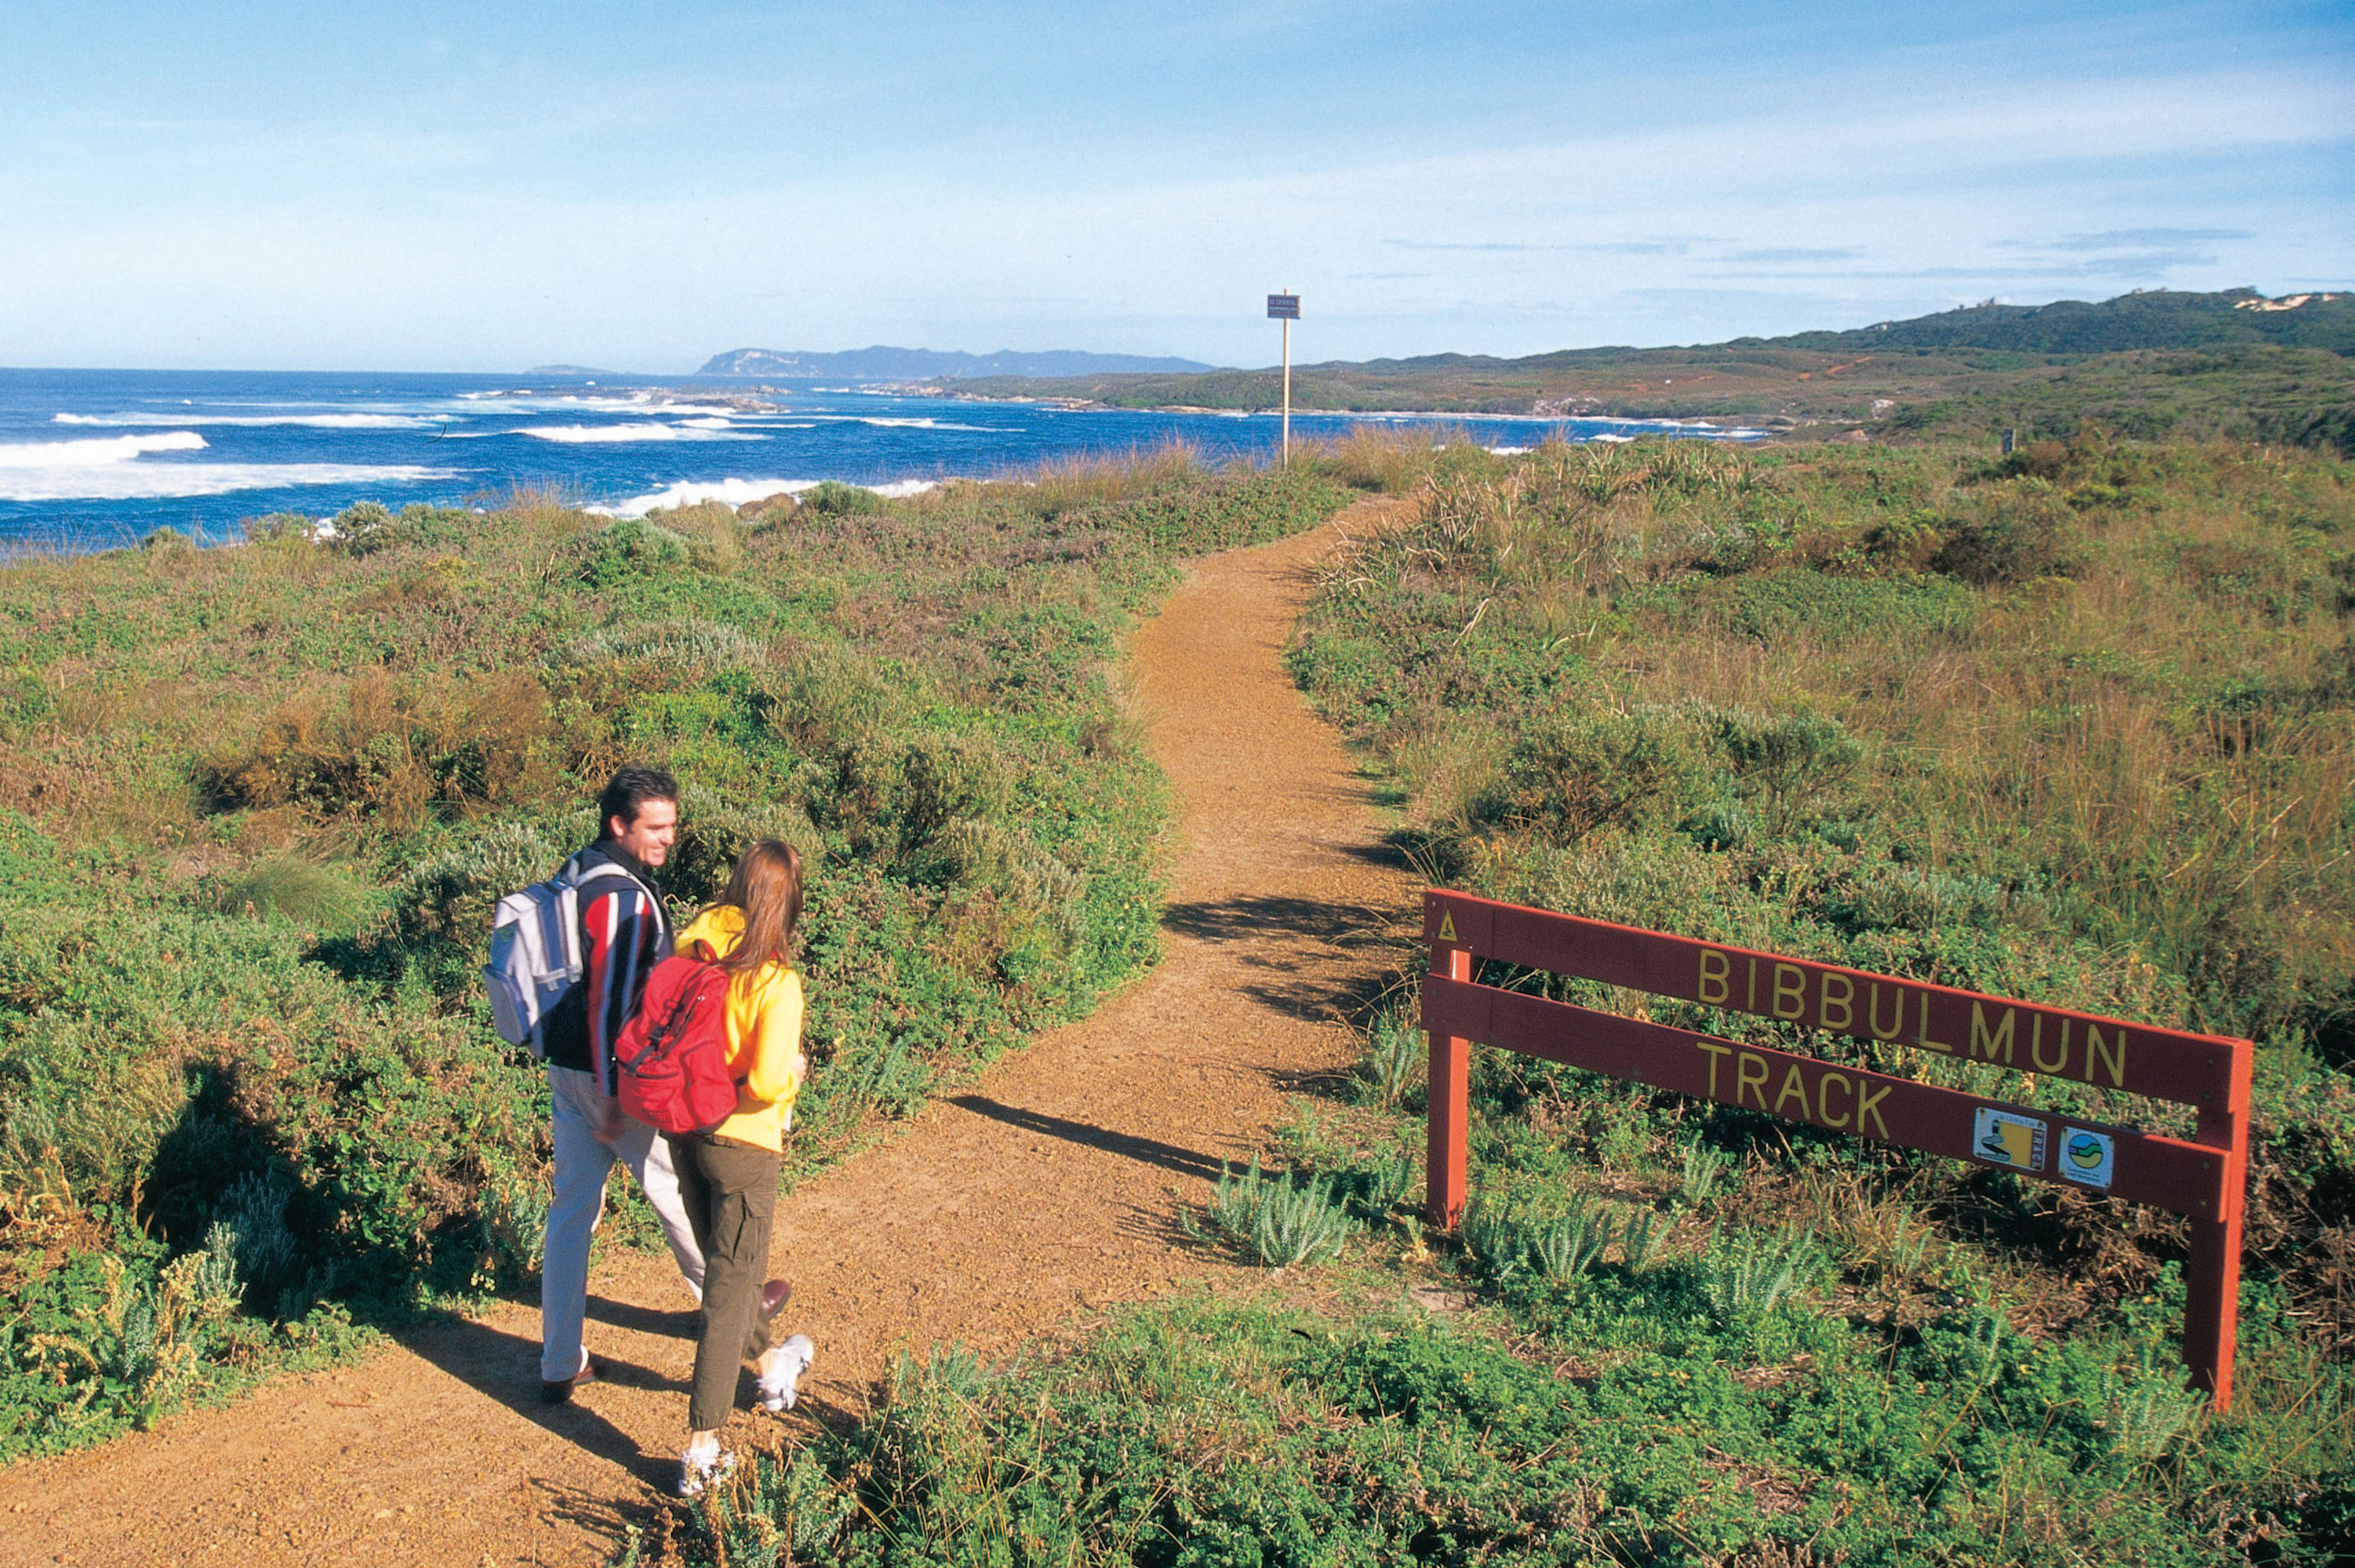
xmin=709 ymin=839 xmax=803 ymax=978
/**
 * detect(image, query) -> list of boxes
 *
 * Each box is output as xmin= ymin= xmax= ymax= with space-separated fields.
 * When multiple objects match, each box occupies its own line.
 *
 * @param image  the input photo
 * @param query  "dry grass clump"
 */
xmin=983 ymin=440 xmax=1208 ymax=517
xmin=199 ymin=669 xmax=563 ymax=830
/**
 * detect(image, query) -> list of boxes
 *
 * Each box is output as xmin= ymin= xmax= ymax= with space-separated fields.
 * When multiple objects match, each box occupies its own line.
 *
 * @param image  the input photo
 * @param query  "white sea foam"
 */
xmin=1488 ymin=445 xmax=1532 ymax=456
xmin=2 ymin=432 xmax=209 ymax=466
xmin=514 ymin=422 xmax=762 ymax=445
xmin=805 ymin=416 xmax=996 ymax=432
xmin=459 ymin=391 xmax=747 ymax=417
xmin=54 ymin=412 xmax=435 ymax=430
xmin=1587 ymin=432 xmax=1635 ymax=444
xmin=589 ymin=476 xmax=941 ymax=519
xmin=0 ymin=431 xmax=451 ymax=500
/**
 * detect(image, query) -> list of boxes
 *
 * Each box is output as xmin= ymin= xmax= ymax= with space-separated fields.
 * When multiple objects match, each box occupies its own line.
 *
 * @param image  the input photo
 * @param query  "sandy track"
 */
xmin=0 ymin=501 xmax=1414 ymax=1566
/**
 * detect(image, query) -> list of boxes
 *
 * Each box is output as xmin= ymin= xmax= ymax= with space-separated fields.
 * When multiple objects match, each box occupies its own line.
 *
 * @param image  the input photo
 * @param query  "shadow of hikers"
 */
xmin=396 ymin=1312 xmax=682 ymax=1489
xmin=946 ymin=1096 xmax=1228 ymax=1181
xmin=587 ymin=1293 xmax=703 ymax=1341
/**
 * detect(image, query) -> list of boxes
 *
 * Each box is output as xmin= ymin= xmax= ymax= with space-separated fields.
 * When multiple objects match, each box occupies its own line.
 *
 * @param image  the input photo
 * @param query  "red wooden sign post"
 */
xmin=1421 ymin=888 xmax=2254 ymax=1409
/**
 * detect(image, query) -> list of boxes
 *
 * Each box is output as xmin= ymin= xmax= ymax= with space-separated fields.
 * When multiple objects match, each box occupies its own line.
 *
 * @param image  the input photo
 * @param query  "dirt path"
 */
xmin=0 ymin=500 xmax=1414 ymax=1567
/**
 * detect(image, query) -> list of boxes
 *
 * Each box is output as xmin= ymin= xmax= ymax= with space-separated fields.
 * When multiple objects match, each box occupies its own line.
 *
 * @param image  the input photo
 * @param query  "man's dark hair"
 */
xmin=599 ymin=764 xmax=680 ymax=835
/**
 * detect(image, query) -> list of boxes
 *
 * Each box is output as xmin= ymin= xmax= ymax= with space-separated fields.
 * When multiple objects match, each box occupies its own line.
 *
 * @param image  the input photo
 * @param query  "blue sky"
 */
xmin=2 ymin=2 xmax=2348 ymax=370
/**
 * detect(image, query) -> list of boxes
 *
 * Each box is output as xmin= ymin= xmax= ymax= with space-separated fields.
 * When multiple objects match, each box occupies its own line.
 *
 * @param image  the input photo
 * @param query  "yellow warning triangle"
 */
xmin=1437 ymin=910 xmax=1458 ymax=944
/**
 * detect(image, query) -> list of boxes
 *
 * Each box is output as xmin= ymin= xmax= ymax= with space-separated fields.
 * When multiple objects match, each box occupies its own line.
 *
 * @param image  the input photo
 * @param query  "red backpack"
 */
xmin=612 ymin=943 xmax=742 ymax=1136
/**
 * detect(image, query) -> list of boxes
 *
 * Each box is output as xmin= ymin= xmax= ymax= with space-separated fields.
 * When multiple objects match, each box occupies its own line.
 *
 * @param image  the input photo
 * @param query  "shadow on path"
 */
xmin=946 ymin=1096 xmax=1228 ymax=1181
xmin=1160 ymin=894 xmax=1398 ymax=947
xmin=396 ymin=1313 xmax=678 ymax=1491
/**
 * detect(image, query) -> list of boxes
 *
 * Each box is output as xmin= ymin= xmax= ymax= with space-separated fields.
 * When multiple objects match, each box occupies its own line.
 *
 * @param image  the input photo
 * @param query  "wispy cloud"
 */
xmin=1696 ymin=253 xmax=2220 ymax=282
xmin=1385 ymin=239 xmax=1571 ymax=253
xmin=1719 ymin=246 xmax=1864 ymax=264
xmin=1577 ymin=240 xmax=1701 ymax=256
xmin=2036 ymin=227 xmax=2253 ymax=252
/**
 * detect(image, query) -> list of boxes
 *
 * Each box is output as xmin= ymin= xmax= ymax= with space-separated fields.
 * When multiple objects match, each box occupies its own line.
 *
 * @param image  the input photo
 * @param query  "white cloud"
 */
xmin=0 ymin=60 xmax=2344 ymax=367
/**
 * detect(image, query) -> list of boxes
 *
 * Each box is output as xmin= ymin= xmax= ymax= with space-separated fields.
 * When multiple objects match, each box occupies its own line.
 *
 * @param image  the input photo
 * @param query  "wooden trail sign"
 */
xmin=1421 ymin=888 xmax=2253 ymax=1409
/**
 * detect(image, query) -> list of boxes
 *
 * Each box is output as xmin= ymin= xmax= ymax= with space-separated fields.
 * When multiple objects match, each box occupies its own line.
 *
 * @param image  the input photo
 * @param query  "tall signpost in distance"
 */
xmin=1267 ymin=291 xmax=1300 ymax=465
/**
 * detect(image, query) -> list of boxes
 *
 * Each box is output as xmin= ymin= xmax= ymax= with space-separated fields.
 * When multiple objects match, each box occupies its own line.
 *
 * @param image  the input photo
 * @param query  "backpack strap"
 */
xmin=567 ymin=856 xmax=671 ymax=947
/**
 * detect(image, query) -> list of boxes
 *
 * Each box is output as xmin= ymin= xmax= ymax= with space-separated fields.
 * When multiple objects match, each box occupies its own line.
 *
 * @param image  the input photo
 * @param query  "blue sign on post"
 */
xmin=1267 ymin=293 xmax=1300 ymax=319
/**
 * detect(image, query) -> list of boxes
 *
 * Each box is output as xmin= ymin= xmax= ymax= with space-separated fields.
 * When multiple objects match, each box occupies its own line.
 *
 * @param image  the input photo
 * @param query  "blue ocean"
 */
xmin=0 ymin=368 xmax=1760 ymax=550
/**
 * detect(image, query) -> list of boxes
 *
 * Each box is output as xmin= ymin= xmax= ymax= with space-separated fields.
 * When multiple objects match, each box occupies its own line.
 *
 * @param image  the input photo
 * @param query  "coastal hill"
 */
xmin=698 ymin=345 xmax=1220 ymax=379
xmin=953 ymin=288 xmax=2355 ymax=452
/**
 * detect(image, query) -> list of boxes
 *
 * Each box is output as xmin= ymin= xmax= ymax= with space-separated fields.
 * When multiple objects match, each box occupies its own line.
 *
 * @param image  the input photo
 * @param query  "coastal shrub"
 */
xmin=1290 ymin=434 xmax=2355 ymax=1369
xmin=209 ymin=852 xmax=373 ymax=932
xmin=1930 ymin=484 xmax=2079 ymax=583
xmin=0 ymin=454 xmax=1358 ymax=1454
xmin=575 ymin=517 xmax=693 ymax=585
xmin=1469 ymin=703 xmax=1714 ymax=841
xmin=797 ymin=480 xmax=884 ymax=517
xmin=330 ymin=500 xmax=476 ymax=557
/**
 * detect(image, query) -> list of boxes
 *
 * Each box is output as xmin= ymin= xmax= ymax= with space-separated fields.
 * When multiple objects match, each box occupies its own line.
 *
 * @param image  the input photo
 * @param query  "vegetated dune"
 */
xmin=4 ymin=427 xmax=2350 ymax=1566
xmin=0 ymin=451 xmax=1359 ymax=1462
xmin=680 ymin=430 xmax=2355 ymax=1567
xmin=954 ymin=288 xmax=2355 ymax=453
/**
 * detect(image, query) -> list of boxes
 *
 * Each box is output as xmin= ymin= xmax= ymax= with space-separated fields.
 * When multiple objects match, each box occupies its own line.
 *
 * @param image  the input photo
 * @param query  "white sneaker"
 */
xmin=757 ymin=1334 xmax=815 ymax=1413
xmin=678 ymin=1437 xmax=736 ymax=1498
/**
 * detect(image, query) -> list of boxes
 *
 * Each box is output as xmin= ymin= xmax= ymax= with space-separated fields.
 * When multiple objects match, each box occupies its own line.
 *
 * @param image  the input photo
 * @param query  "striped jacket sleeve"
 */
xmin=581 ymin=885 xmax=667 ymax=1094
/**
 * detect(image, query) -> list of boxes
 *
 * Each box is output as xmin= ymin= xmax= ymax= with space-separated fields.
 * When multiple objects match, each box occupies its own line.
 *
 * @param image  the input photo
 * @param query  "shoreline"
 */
xmin=893 ymin=381 xmax=1786 ymax=432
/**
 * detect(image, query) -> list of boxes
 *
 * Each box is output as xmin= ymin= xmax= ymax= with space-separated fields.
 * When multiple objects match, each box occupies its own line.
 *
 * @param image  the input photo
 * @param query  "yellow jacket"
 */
xmin=674 ymin=906 xmax=804 ymax=1154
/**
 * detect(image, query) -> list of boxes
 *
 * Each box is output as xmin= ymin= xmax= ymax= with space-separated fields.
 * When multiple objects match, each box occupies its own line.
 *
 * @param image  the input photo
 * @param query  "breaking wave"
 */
xmin=589 ymin=476 xmax=941 ymax=519
xmin=514 ymin=422 xmax=762 ymax=445
xmin=0 ymin=431 xmax=451 ymax=500
xmin=54 ymin=412 xmax=435 ymax=430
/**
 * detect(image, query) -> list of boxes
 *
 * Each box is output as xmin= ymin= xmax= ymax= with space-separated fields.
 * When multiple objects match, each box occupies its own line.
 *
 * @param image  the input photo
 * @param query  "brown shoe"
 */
xmin=540 ymin=1354 xmax=601 ymax=1406
xmin=760 ymin=1280 xmax=792 ymax=1319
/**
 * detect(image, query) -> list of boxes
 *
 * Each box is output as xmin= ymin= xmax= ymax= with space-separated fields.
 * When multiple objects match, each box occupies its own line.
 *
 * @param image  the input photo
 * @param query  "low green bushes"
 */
xmin=662 ymin=1214 xmax=2340 ymax=1566
xmin=0 ymin=458 xmax=1356 ymax=1459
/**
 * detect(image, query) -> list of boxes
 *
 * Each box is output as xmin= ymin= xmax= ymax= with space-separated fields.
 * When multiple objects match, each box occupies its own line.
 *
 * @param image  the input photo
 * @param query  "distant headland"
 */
xmin=933 ymin=288 xmax=2353 ymax=453
xmin=696 ymin=346 xmax=1222 ymax=379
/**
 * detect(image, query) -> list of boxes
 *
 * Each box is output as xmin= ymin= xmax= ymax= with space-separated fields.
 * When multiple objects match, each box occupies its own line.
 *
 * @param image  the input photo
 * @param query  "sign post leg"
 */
xmin=1425 ymin=944 xmax=1471 ymax=1231
xmin=2182 ymin=1043 xmax=2250 ymax=1410
xmin=2184 ymin=1211 xmax=2242 ymax=1409
xmin=1280 ymin=312 xmax=1292 ymax=467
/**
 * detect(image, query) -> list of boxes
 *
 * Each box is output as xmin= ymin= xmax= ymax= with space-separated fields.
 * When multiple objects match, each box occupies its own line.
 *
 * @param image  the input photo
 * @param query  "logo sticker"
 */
xmin=1972 ymin=1107 xmax=2047 ymax=1172
xmin=2058 ymin=1127 xmax=2115 ymax=1188
xmin=1436 ymin=910 xmax=1458 ymax=944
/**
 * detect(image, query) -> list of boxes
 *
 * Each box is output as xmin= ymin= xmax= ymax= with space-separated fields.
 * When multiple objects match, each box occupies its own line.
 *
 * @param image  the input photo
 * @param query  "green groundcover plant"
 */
xmin=647 ymin=430 xmax=2353 ymax=1567
xmin=0 ymin=455 xmax=1356 ymax=1460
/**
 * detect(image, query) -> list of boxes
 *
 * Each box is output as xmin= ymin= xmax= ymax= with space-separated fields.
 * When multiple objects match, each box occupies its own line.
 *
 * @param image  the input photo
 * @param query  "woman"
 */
xmin=667 ymin=838 xmax=817 ymax=1496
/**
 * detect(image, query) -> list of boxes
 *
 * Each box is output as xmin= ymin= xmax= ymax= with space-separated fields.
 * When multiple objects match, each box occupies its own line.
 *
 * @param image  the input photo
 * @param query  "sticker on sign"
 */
xmin=2059 ymin=1127 xmax=2115 ymax=1188
xmin=1267 ymin=293 xmax=1300 ymax=319
xmin=1972 ymin=1107 xmax=2047 ymax=1172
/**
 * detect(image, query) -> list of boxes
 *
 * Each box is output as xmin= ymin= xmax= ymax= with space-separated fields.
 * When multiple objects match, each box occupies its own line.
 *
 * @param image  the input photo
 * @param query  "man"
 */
xmin=536 ymin=763 xmax=706 ymax=1403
